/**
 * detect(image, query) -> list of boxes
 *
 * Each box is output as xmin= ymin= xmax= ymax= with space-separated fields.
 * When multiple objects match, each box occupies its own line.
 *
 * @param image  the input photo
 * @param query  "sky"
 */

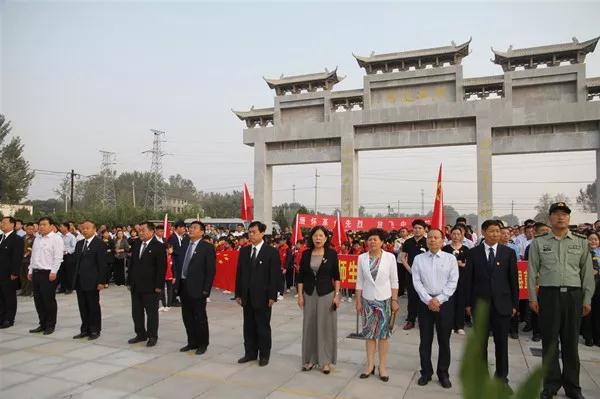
xmin=2 ymin=0 xmax=600 ymax=222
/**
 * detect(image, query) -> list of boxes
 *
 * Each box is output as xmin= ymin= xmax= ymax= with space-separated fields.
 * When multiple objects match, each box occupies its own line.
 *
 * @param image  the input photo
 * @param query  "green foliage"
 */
xmin=461 ymin=301 xmax=544 ymax=399
xmin=534 ymin=193 xmax=570 ymax=224
xmin=0 ymin=115 xmax=35 ymax=203
xmin=577 ymin=180 xmax=596 ymax=213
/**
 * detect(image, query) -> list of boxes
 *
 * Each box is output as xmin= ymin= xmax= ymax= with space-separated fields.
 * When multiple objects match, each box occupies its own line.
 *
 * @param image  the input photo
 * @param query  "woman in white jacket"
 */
xmin=355 ymin=228 xmax=399 ymax=382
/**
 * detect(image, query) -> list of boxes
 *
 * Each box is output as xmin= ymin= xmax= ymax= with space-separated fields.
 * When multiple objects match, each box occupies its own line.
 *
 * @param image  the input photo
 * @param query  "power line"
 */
xmin=97 ymin=150 xmax=117 ymax=209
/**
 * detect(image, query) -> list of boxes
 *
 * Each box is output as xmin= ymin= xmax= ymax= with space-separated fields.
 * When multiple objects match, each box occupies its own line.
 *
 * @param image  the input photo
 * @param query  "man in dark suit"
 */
xmin=0 ymin=216 xmax=25 ymax=329
xmin=127 ymin=221 xmax=167 ymax=347
xmin=174 ymin=220 xmax=216 ymax=355
xmin=72 ymin=220 xmax=107 ymax=340
xmin=235 ymin=221 xmax=281 ymax=366
xmin=465 ymin=219 xmax=518 ymax=389
xmin=168 ymin=220 xmax=188 ymax=307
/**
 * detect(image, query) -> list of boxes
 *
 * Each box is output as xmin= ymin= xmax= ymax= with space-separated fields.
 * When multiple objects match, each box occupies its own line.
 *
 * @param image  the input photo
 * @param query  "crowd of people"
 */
xmin=0 ymin=202 xmax=597 ymax=398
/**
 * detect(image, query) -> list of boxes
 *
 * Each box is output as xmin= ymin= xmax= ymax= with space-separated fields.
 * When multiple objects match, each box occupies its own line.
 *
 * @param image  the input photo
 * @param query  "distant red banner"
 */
xmin=213 ymin=250 xmax=239 ymax=292
xmin=295 ymin=214 xmax=432 ymax=232
xmin=518 ymin=261 xmax=528 ymax=300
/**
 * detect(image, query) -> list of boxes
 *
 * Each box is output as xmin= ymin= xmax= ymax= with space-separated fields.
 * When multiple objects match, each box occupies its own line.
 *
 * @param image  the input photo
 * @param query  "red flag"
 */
xmin=431 ymin=164 xmax=445 ymax=231
xmin=292 ymin=213 xmax=300 ymax=244
xmin=331 ymin=212 xmax=342 ymax=250
xmin=163 ymin=213 xmax=170 ymax=239
xmin=241 ymin=183 xmax=253 ymax=221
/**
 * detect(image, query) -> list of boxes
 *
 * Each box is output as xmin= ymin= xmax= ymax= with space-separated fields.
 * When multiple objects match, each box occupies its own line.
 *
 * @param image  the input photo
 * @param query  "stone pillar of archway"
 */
xmin=476 ymin=115 xmax=493 ymax=231
xmin=341 ymin=130 xmax=359 ymax=217
xmin=253 ymin=139 xmax=273 ymax=233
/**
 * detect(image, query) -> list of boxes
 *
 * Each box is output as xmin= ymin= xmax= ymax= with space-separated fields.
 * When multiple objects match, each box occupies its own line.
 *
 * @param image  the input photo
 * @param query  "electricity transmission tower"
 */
xmin=98 ymin=150 xmax=117 ymax=208
xmin=143 ymin=129 xmax=167 ymax=211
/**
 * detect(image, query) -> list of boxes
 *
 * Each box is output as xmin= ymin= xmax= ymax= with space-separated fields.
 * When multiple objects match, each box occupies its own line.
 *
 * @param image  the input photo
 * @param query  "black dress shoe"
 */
xmin=43 ymin=327 xmax=55 ymax=335
xmin=73 ymin=332 xmax=88 ymax=339
xmin=128 ymin=336 xmax=147 ymax=344
xmin=565 ymin=391 xmax=585 ymax=399
xmin=359 ymin=367 xmax=375 ymax=379
xmin=146 ymin=337 xmax=157 ymax=347
xmin=584 ymin=339 xmax=594 ymax=347
xmin=417 ymin=375 xmax=431 ymax=386
xmin=439 ymin=377 xmax=452 ymax=389
xmin=29 ymin=325 xmax=44 ymax=333
xmin=258 ymin=358 xmax=269 ymax=367
xmin=180 ymin=345 xmax=197 ymax=352
xmin=540 ymin=391 xmax=557 ymax=399
xmin=532 ymin=334 xmax=541 ymax=342
xmin=88 ymin=332 xmax=100 ymax=340
xmin=0 ymin=321 xmax=14 ymax=329
xmin=237 ymin=355 xmax=257 ymax=363
xmin=510 ymin=332 xmax=519 ymax=340
xmin=522 ymin=324 xmax=533 ymax=332
xmin=195 ymin=346 xmax=207 ymax=355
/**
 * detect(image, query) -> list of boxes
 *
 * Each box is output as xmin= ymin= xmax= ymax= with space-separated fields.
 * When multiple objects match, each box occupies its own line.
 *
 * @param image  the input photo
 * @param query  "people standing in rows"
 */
xmin=400 ymin=219 xmax=428 ymax=330
xmin=235 ymin=221 xmax=282 ymax=367
xmin=160 ymin=244 xmax=175 ymax=311
xmin=57 ymin=222 xmax=76 ymax=294
xmin=581 ymin=232 xmax=600 ymax=347
xmin=465 ymin=219 xmax=518 ymax=392
xmin=355 ymin=228 xmax=399 ymax=382
xmin=127 ymin=221 xmax=167 ymax=347
xmin=297 ymin=225 xmax=340 ymax=374
xmin=0 ymin=216 xmax=24 ymax=329
xmin=174 ymin=221 xmax=216 ymax=355
xmin=113 ymin=229 xmax=130 ymax=286
xmin=528 ymin=203 xmax=595 ymax=399
xmin=28 ymin=217 xmax=64 ymax=335
xmin=72 ymin=220 xmax=107 ymax=340
xmin=101 ymin=229 xmax=115 ymax=288
xmin=412 ymin=228 xmax=458 ymax=389
xmin=393 ymin=227 xmax=409 ymax=296
xmin=442 ymin=225 xmax=470 ymax=335
xmin=19 ymin=223 xmax=35 ymax=297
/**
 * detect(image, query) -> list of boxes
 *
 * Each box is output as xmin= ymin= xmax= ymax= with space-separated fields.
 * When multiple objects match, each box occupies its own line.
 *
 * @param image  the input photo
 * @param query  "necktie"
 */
xmin=139 ymin=241 xmax=147 ymax=259
xmin=488 ymin=247 xmax=495 ymax=272
xmin=251 ymin=246 xmax=257 ymax=265
xmin=83 ymin=240 xmax=89 ymax=253
xmin=182 ymin=243 xmax=194 ymax=278
xmin=0 ymin=235 xmax=4 ymax=246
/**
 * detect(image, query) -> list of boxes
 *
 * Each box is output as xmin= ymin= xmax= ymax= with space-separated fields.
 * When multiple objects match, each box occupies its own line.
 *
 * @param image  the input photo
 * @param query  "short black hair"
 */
xmin=534 ymin=222 xmax=548 ymax=234
xmin=25 ymin=222 xmax=34 ymax=227
xmin=140 ymin=221 xmax=155 ymax=231
xmin=307 ymin=225 xmax=331 ymax=250
xmin=366 ymin=228 xmax=387 ymax=242
xmin=450 ymin=225 xmax=464 ymax=234
xmin=38 ymin=216 xmax=54 ymax=225
xmin=61 ymin=222 xmax=70 ymax=229
xmin=248 ymin=221 xmax=266 ymax=233
xmin=2 ymin=216 xmax=16 ymax=225
xmin=156 ymin=224 xmax=165 ymax=230
xmin=174 ymin=220 xmax=186 ymax=228
xmin=15 ymin=219 xmax=23 ymax=224
xmin=456 ymin=217 xmax=467 ymax=224
xmin=481 ymin=219 xmax=502 ymax=231
xmin=412 ymin=219 xmax=427 ymax=228
xmin=525 ymin=224 xmax=536 ymax=230
xmin=524 ymin=219 xmax=536 ymax=226
xmin=190 ymin=220 xmax=206 ymax=231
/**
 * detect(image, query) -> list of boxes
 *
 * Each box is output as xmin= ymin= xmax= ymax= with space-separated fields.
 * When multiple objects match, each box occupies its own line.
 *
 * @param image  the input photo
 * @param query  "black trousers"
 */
xmin=417 ymin=298 xmax=453 ymax=378
xmin=406 ymin=272 xmax=419 ymax=323
xmin=0 ymin=279 xmax=18 ymax=323
xmin=510 ymin=299 xmax=530 ymax=335
xmin=397 ymin=263 xmax=406 ymax=296
xmin=160 ymin=280 xmax=174 ymax=307
xmin=539 ymin=287 xmax=583 ymax=396
xmin=32 ymin=270 xmax=58 ymax=329
xmin=58 ymin=254 xmax=75 ymax=291
xmin=76 ymin=288 xmax=101 ymax=334
xmin=581 ymin=279 xmax=600 ymax=344
xmin=180 ymin=280 xmax=209 ymax=348
xmin=476 ymin=303 xmax=511 ymax=382
xmin=131 ymin=290 xmax=159 ymax=339
xmin=242 ymin=295 xmax=272 ymax=360
xmin=112 ymin=258 xmax=126 ymax=286
xmin=452 ymin=278 xmax=466 ymax=330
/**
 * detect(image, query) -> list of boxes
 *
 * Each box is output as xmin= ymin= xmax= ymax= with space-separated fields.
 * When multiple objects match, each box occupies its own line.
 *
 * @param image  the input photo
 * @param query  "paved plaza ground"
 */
xmin=1 ymin=286 xmax=599 ymax=399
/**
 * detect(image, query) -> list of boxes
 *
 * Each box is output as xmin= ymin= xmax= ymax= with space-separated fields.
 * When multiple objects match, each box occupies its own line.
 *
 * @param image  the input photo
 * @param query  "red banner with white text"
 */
xmin=295 ymin=214 xmax=432 ymax=232
xmin=518 ymin=261 xmax=528 ymax=300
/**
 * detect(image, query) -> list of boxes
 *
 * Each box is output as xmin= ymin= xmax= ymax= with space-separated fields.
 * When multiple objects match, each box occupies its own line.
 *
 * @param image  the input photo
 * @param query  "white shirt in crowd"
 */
xmin=0 ymin=230 xmax=14 ymax=245
xmin=16 ymin=229 xmax=26 ymax=237
xmin=483 ymin=241 xmax=499 ymax=260
xmin=61 ymin=232 xmax=77 ymax=255
xmin=411 ymin=250 xmax=458 ymax=305
xmin=251 ymin=240 xmax=264 ymax=257
xmin=356 ymin=251 xmax=399 ymax=301
xmin=29 ymin=231 xmax=64 ymax=274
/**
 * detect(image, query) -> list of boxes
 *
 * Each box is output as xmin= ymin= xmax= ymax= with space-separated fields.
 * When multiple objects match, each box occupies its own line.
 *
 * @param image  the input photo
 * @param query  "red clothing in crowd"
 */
xmin=165 ymin=253 xmax=173 ymax=281
xmin=278 ymin=243 xmax=289 ymax=273
xmin=293 ymin=244 xmax=307 ymax=273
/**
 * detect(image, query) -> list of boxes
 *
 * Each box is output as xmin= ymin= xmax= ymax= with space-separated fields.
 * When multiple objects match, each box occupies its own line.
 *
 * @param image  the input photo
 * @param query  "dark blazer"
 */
xmin=127 ymin=237 xmax=167 ymax=293
xmin=73 ymin=236 xmax=108 ymax=291
xmin=235 ymin=242 xmax=281 ymax=309
xmin=297 ymin=248 xmax=340 ymax=296
xmin=0 ymin=232 xmax=24 ymax=281
xmin=466 ymin=243 xmax=518 ymax=317
xmin=174 ymin=239 xmax=216 ymax=298
xmin=168 ymin=233 xmax=189 ymax=275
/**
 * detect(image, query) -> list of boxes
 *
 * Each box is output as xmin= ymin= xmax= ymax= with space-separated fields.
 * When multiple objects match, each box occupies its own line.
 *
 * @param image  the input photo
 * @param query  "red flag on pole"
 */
xmin=163 ymin=213 xmax=170 ymax=239
xmin=331 ymin=212 xmax=342 ymax=250
xmin=292 ymin=213 xmax=300 ymax=244
xmin=241 ymin=183 xmax=253 ymax=221
xmin=431 ymin=164 xmax=445 ymax=231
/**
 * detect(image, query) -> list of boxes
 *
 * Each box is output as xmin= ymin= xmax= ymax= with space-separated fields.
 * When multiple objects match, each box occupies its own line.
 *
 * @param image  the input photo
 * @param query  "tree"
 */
xmin=0 ymin=115 xmax=35 ymax=203
xmin=495 ymin=213 xmax=519 ymax=227
xmin=534 ymin=193 xmax=570 ymax=223
xmin=577 ymin=180 xmax=596 ymax=213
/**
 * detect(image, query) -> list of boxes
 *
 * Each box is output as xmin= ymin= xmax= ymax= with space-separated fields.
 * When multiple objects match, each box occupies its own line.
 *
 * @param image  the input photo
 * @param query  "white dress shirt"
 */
xmin=251 ymin=240 xmax=264 ymax=257
xmin=356 ymin=251 xmax=399 ymax=301
xmin=29 ymin=231 xmax=64 ymax=274
xmin=62 ymin=232 xmax=77 ymax=255
xmin=0 ymin=230 xmax=13 ymax=245
xmin=412 ymin=250 xmax=458 ymax=305
xmin=483 ymin=242 xmax=499 ymax=260
xmin=139 ymin=238 xmax=153 ymax=258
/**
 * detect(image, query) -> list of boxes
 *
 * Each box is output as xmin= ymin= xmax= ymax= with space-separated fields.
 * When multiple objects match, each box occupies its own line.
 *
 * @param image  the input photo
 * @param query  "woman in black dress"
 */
xmin=442 ymin=225 xmax=470 ymax=334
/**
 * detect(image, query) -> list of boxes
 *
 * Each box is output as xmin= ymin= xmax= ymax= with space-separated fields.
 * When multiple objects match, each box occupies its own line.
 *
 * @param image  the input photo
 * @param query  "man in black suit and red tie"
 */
xmin=0 ymin=216 xmax=24 ymax=329
xmin=174 ymin=220 xmax=216 ymax=355
xmin=72 ymin=220 xmax=107 ymax=340
xmin=465 ymin=219 xmax=518 ymax=391
xmin=235 ymin=221 xmax=281 ymax=367
xmin=127 ymin=221 xmax=167 ymax=347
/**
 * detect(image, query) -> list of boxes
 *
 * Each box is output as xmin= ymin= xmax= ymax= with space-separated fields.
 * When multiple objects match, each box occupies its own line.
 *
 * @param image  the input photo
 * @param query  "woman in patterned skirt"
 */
xmin=355 ymin=228 xmax=399 ymax=382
